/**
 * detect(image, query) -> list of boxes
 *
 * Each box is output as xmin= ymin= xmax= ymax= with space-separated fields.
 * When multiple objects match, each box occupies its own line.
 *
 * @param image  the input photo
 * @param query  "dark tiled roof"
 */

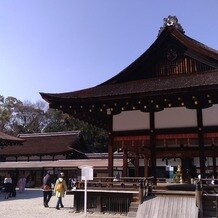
xmin=98 ymin=26 xmax=218 ymax=86
xmin=187 ymin=36 xmax=218 ymax=55
xmin=0 ymin=131 xmax=25 ymax=147
xmin=41 ymin=70 xmax=218 ymax=101
xmin=40 ymin=26 xmax=218 ymax=106
xmin=0 ymin=131 xmax=81 ymax=156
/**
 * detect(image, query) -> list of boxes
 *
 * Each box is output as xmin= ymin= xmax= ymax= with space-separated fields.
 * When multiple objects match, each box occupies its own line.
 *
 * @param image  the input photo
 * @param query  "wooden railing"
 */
xmin=196 ymin=178 xmax=218 ymax=218
xmin=67 ymin=176 xmax=154 ymax=214
xmin=75 ymin=176 xmax=154 ymax=192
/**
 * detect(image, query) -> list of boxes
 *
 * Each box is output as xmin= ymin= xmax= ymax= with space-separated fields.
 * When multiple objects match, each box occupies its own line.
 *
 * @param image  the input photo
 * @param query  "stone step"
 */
xmin=128 ymin=201 xmax=139 ymax=212
xmin=127 ymin=211 xmax=137 ymax=217
xmin=129 ymin=207 xmax=138 ymax=212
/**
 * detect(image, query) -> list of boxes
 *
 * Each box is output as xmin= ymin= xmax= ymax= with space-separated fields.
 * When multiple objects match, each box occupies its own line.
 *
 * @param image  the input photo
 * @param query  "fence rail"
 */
xmin=67 ymin=176 xmax=154 ymax=214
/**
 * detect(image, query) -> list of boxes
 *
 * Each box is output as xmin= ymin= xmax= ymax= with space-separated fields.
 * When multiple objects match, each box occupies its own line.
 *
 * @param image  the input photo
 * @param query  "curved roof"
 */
xmin=0 ymin=131 xmax=25 ymax=147
xmin=40 ymin=24 xmax=218 ymax=128
xmin=0 ymin=131 xmax=81 ymax=156
xmin=41 ymin=26 xmax=218 ymax=104
xmin=40 ymin=69 xmax=218 ymax=103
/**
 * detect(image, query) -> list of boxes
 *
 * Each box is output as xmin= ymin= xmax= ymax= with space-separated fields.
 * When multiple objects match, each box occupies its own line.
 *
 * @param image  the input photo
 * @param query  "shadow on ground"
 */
xmin=0 ymin=188 xmax=43 ymax=201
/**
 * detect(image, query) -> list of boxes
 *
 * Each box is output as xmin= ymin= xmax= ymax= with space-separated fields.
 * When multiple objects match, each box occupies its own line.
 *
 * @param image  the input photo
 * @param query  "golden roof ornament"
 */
xmin=158 ymin=15 xmax=185 ymax=36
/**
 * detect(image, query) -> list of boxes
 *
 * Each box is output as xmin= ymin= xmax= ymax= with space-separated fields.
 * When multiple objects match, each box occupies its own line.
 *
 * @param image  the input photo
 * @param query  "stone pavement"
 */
xmin=0 ymin=188 xmax=126 ymax=218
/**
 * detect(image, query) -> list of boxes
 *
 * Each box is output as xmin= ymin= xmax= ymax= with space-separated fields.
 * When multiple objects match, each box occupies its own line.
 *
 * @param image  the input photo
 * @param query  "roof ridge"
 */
xmin=184 ymin=35 xmax=218 ymax=54
xmin=18 ymin=131 xmax=80 ymax=138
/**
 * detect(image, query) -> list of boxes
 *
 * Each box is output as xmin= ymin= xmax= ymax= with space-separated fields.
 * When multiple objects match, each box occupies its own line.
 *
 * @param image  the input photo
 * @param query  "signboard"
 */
xmin=78 ymin=165 xmax=93 ymax=217
xmin=80 ymin=165 xmax=93 ymax=181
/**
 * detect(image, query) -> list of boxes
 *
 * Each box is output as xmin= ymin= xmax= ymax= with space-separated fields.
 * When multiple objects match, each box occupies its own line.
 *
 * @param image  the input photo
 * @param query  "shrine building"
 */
xmin=40 ymin=16 xmax=218 ymax=182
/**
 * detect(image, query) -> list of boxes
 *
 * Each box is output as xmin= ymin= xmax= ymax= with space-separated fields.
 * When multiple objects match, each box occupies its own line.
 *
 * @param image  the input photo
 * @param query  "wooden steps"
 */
xmin=202 ymin=195 xmax=218 ymax=217
xmin=127 ymin=202 xmax=139 ymax=217
xmin=136 ymin=190 xmax=198 ymax=218
xmin=202 ymin=184 xmax=218 ymax=217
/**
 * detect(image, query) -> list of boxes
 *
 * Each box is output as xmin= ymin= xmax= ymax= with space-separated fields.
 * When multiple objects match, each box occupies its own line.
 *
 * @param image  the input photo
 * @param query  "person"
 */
xmin=54 ymin=172 xmax=68 ymax=210
xmin=113 ymin=171 xmax=121 ymax=182
xmin=10 ymin=174 xmax=18 ymax=197
xmin=42 ymin=171 xmax=53 ymax=207
xmin=17 ymin=174 xmax=26 ymax=193
xmin=71 ymin=178 xmax=77 ymax=190
xmin=3 ymin=174 xmax=12 ymax=199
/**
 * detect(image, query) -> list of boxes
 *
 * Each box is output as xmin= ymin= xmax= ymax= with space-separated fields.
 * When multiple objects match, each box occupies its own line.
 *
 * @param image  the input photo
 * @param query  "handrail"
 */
xmin=196 ymin=178 xmax=218 ymax=218
xmin=74 ymin=176 xmax=154 ymax=201
xmin=195 ymin=179 xmax=203 ymax=218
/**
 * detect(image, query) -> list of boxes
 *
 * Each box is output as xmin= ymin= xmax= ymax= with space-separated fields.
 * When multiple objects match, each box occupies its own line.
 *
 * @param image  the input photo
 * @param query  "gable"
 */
xmin=149 ymin=48 xmax=215 ymax=77
xmin=101 ymin=26 xmax=218 ymax=85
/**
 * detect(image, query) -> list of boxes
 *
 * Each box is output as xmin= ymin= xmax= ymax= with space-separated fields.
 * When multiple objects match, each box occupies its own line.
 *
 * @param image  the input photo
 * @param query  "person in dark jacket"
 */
xmin=10 ymin=174 xmax=18 ymax=197
xmin=4 ymin=174 xmax=12 ymax=199
xmin=42 ymin=171 xmax=53 ymax=207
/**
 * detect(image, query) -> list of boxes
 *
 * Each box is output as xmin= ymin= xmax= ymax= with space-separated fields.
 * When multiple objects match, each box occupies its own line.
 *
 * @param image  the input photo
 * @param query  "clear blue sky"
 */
xmin=0 ymin=0 xmax=218 ymax=103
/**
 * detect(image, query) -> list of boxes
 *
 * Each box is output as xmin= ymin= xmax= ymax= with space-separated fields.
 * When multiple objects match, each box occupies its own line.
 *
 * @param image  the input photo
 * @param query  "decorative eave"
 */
xmin=41 ymin=69 xmax=218 ymax=105
xmin=41 ymin=70 xmax=218 ymax=129
xmin=42 ymin=68 xmax=218 ymax=97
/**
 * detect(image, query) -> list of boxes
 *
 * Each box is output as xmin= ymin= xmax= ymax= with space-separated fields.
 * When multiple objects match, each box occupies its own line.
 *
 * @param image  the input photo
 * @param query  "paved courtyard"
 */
xmin=0 ymin=188 xmax=126 ymax=218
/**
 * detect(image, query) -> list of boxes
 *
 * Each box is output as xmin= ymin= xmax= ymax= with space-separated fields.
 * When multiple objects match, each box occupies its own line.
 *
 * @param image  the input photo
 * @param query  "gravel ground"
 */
xmin=0 ymin=188 xmax=126 ymax=218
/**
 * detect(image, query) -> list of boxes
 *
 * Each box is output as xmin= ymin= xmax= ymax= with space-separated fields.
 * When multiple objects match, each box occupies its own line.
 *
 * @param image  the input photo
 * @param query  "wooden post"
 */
xmin=108 ymin=133 xmax=114 ymax=177
xmin=197 ymin=108 xmax=206 ymax=179
xmin=144 ymin=157 xmax=148 ymax=178
xmin=139 ymin=179 xmax=144 ymax=204
xmin=212 ymin=156 xmax=217 ymax=179
xmin=96 ymin=195 xmax=101 ymax=212
xmin=123 ymin=148 xmax=128 ymax=177
xmin=150 ymin=111 xmax=157 ymax=184
xmin=134 ymin=153 xmax=139 ymax=177
xmin=195 ymin=180 xmax=203 ymax=218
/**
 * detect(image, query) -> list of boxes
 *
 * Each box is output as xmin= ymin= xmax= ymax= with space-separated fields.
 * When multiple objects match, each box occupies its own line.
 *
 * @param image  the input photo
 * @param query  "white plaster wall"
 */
xmin=112 ymin=105 xmax=218 ymax=131
xmin=137 ymin=159 xmax=181 ymax=167
xmin=203 ymin=104 xmax=218 ymax=126
xmin=113 ymin=110 xmax=149 ymax=131
xmin=155 ymin=107 xmax=197 ymax=128
xmin=156 ymin=158 xmax=181 ymax=167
